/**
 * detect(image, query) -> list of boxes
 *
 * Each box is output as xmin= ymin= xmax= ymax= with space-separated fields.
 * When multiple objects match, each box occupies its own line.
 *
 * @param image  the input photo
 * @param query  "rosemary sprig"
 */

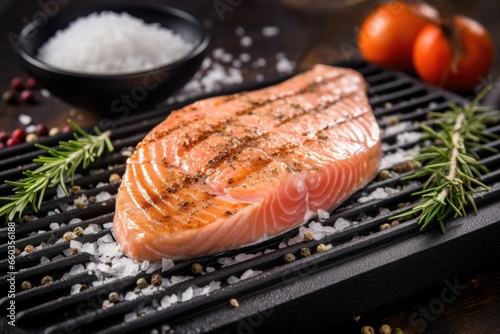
xmin=392 ymin=89 xmax=500 ymax=232
xmin=0 ymin=120 xmax=114 ymax=222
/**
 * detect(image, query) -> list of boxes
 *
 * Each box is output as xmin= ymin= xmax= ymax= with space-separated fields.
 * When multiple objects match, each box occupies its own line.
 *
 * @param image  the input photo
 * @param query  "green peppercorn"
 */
xmin=109 ymin=173 xmax=121 ymax=183
xmin=136 ymin=277 xmax=147 ymax=289
xmin=191 ymin=263 xmax=203 ymax=274
xmin=390 ymin=220 xmax=400 ymax=227
xmin=63 ymin=231 xmax=75 ymax=241
xmin=379 ymin=169 xmax=393 ymax=180
xmin=24 ymin=245 xmax=35 ymax=253
xmin=73 ymin=226 xmax=84 ymax=236
xmin=361 ymin=326 xmax=375 ymax=334
xmin=74 ymin=198 xmax=85 ymax=208
xmin=379 ymin=324 xmax=391 ymax=334
xmin=71 ymin=185 xmax=82 ymax=194
xmin=300 ymin=247 xmax=311 ymax=257
xmin=393 ymin=328 xmax=404 ymax=334
xmin=41 ymin=275 xmax=53 ymax=285
xmin=21 ymin=281 xmax=32 ymax=290
xmin=303 ymin=230 xmax=314 ymax=242
xmin=379 ymin=223 xmax=391 ymax=231
xmin=283 ymin=253 xmax=296 ymax=263
xmin=316 ymin=244 xmax=328 ymax=252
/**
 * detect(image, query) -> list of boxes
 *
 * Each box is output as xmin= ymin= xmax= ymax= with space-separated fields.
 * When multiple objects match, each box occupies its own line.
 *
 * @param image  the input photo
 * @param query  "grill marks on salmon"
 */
xmin=113 ymin=64 xmax=382 ymax=261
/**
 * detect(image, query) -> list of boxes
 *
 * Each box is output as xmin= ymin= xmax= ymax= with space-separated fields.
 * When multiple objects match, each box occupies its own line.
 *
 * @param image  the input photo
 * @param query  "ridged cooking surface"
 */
xmin=1 ymin=61 xmax=499 ymax=334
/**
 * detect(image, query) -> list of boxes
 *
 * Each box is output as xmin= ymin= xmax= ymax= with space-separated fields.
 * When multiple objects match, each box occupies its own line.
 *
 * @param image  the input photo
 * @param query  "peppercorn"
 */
xmin=74 ymin=198 xmax=85 ymax=208
xmin=108 ymin=291 xmax=120 ymax=303
xmin=35 ymin=124 xmax=48 ymax=137
xmin=14 ymin=248 xmax=21 ymax=256
xmin=6 ymin=136 xmax=21 ymax=147
xmin=26 ymin=133 xmax=39 ymax=143
xmin=283 ymin=253 xmax=296 ymax=263
xmin=229 ymin=298 xmax=239 ymax=308
xmin=73 ymin=226 xmax=84 ymax=236
xmin=62 ymin=125 xmax=73 ymax=133
xmin=316 ymin=244 xmax=328 ymax=252
xmin=20 ymin=90 xmax=35 ymax=104
xmin=109 ymin=173 xmax=121 ymax=183
xmin=11 ymin=77 xmax=24 ymax=90
xmin=191 ymin=263 xmax=203 ymax=274
xmin=361 ymin=326 xmax=375 ymax=334
xmin=379 ymin=223 xmax=391 ymax=231
xmin=0 ymin=131 xmax=9 ymax=143
xmin=41 ymin=275 xmax=53 ymax=285
xmin=393 ymin=328 xmax=404 ymax=334
xmin=151 ymin=273 xmax=163 ymax=287
xmin=386 ymin=115 xmax=399 ymax=126
xmin=390 ymin=220 xmax=400 ymax=227
xmin=24 ymin=245 xmax=35 ymax=253
xmin=303 ymin=230 xmax=314 ymax=242
xmin=63 ymin=231 xmax=75 ymax=241
xmin=88 ymin=196 xmax=97 ymax=203
xmin=79 ymin=284 xmax=88 ymax=291
xmin=49 ymin=127 xmax=60 ymax=136
xmin=3 ymin=90 xmax=17 ymax=104
xmin=379 ymin=324 xmax=392 ymax=334
xmin=136 ymin=277 xmax=148 ymax=289
xmin=21 ymin=281 xmax=32 ymax=290
xmin=300 ymin=247 xmax=311 ymax=257
xmin=379 ymin=169 xmax=393 ymax=180
xmin=13 ymin=129 xmax=27 ymax=141
xmin=27 ymin=77 xmax=37 ymax=88
xmin=71 ymin=248 xmax=79 ymax=255
xmin=71 ymin=185 xmax=82 ymax=194
xmin=21 ymin=214 xmax=32 ymax=223
xmin=0 ymin=142 xmax=4 ymax=150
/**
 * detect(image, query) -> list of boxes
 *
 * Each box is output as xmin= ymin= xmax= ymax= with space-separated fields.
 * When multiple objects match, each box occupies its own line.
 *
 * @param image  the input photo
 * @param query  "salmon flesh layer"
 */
xmin=113 ymin=64 xmax=382 ymax=261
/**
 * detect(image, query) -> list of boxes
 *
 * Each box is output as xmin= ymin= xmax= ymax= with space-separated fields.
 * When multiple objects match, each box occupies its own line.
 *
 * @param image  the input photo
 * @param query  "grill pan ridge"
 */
xmin=1 ymin=61 xmax=500 ymax=334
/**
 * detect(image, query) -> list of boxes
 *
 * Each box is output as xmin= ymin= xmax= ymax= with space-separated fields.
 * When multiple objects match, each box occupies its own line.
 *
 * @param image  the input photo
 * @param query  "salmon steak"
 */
xmin=113 ymin=64 xmax=382 ymax=261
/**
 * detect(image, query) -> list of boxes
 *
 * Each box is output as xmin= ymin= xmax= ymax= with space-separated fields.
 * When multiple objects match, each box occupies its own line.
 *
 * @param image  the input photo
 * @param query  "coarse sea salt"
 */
xmin=38 ymin=11 xmax=193 ymax=74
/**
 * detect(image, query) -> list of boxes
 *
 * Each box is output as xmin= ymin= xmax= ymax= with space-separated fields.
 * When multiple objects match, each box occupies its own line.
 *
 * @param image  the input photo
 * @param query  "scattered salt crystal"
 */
xmin=140 ymin=260 xmax=150 ymax=271
xmin=40 ymin=256 xmax=50 ymax=264
xmin=278 ymin=241 xmax=287 ymax=249
xmin=83 ymin=224 xmax=100 ymax=235
xmin=384 ymin=121 xmax=413 ymax=136
xmin=235 ymin=26 xmax=245 ymax=36
xmin=49 ymin=223 xmax=60 ymax=230
xmin=205 ymin=266 xmax=215 ymax=273
xmin=380 ymin=148 xmax=415 ymax=170
xmin=70 ymin=284 xmax=83 ymax=295
xmin=25 ymin=124 xmax=37 ymax=133
xmin=275 ymin=53 xmax=295 ymax=73
xmin=162 ymin=258 xmax=174 ymax=272
xmin=69 ymin=264 xmax=85 ymax=275
xmin=52 ymin=254 xmax=64 ymax=261
xmin=124 ymin=291 xmax=138 ymax=301
xmin=124 ymin=312 xmax=138 ymax=322
xmin=234 ymin=253 xmax=255 ymax=262
xmin=19 ymin=114 xmax=32 ymax=125
xmin=333 ymin=217 xmax=351 ymax=231
xmin=103 ymin=222 xmax=113 ymax=229
xmin=41 ymin=89 xmax=51 ymax=97
xmin=240 ymin=269 xmax=261 ymax=281
xmin=97 ymin=234 xmax=113 ymax=243
xmin=95 ymin=191 xmax=113 ymax=202
xmin=317 ymin=209 xmax=330 ymax=220
xmin=358 ymin=187 xmax=389 ymax=203
xmin=256 ymin=74 xmax=264 ymax=81
xmin=56 ymin=185 xmax=66 ymax=198
xmin=262 ymin=26 xmax=280 ymax=37
xmin=70 ymin=240 xmax=83 ymax=249
xmin=397 ymin=132 xmax=424 ymax=145
xmin=181 ymin=287 xmax=194 ymax=302
xmin=146 ymin=261 xmax=162 ymax=274
xmin=68 ymin=218 xmax=82 ymax=225
xmin=170 ymin=275 xmax=192 ymax=285
xmin=227 ymin=275 xmax=240 ymax=285
xmin=240 ymin=36 xmax=252 ymax=47
xmin=264 ymin=249 xmax=275 ymax=254
xmin=239 ymin=53 xmax=251 ymax=62
xmin=217 ymin=257 xmax=236 ymax=267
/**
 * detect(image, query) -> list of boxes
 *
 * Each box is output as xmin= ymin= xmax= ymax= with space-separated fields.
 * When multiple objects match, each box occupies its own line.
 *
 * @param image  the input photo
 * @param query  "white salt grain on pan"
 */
xmin=333 ymin=217 xmax=351 ymax=231
xmin=181 ymin=287 xmax=194 ymax=302
xmin=49 ymin=222 xmax=60 ymax=230
xmin=396 ymin=132 xmax=424 ymax=145
xmin=262 ymin=26 xmax=280 ymax=37
xmin=19 ymin=114 xmax=32 ymax=125
xmin=162 ymin=258 xmax=175 ymax=272
xmin=95 ymin=192 xmax=113 ymax=202
xmin=38 ymin=11 xmax=193 ymax=74
xmin=317 ymin=209 xmax=330 ymax=220
xmin=240 ymin=36 xmax=252 ymax=47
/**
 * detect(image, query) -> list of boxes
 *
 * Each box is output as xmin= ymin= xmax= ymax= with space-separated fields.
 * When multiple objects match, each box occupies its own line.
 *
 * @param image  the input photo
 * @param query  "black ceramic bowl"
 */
xmin=16 ymin=4 xmax=209 ymax=113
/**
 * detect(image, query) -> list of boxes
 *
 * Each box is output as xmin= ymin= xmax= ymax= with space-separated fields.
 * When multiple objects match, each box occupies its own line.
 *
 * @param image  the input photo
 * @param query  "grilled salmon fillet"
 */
xmin=113 ymin=64 xmax=382 ymax=261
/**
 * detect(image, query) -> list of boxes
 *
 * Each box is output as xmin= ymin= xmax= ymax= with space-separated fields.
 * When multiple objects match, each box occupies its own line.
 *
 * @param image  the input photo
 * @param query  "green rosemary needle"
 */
xmin=0 ymin=120 xmax=114 ymax=222
xmin=392 ymin=89 xmax=500 ymax=232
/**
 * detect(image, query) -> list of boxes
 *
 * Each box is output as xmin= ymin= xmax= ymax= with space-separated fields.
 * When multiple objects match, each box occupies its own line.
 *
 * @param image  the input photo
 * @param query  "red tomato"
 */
xmin=413 ymin=15 xmax=494 ymax=92
xmin=358 ymin=1 xmax=436 ymax=72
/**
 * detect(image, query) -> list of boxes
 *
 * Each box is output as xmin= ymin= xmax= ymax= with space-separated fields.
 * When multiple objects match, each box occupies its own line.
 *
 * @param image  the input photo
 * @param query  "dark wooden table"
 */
xmin=1 ymin=1 xmax=499 ymax=333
